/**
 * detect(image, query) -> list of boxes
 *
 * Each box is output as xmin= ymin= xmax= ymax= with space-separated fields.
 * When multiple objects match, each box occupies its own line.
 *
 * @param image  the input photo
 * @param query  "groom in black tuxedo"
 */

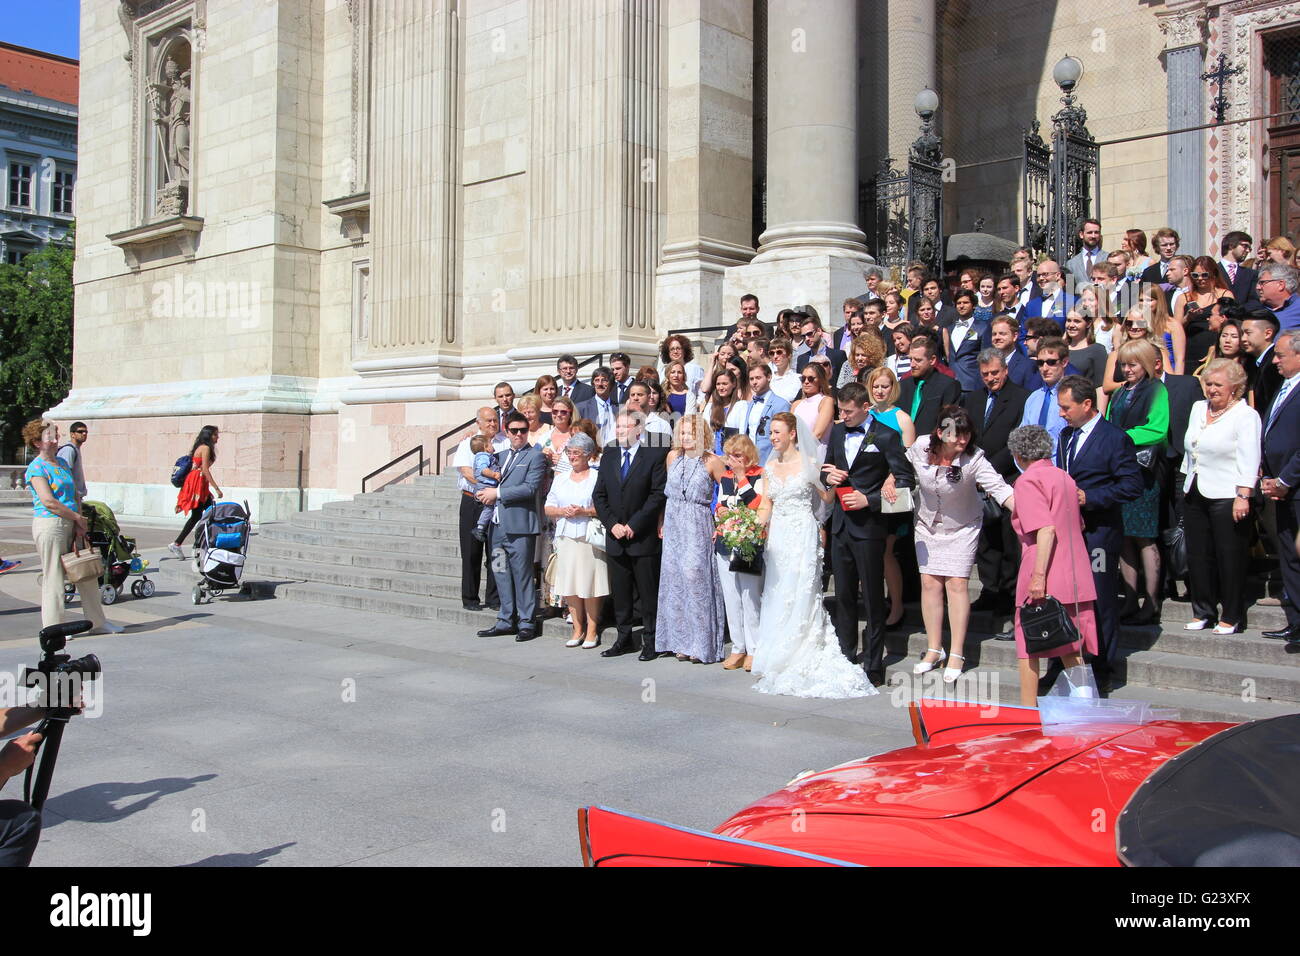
xmin=822 ymin=382 xmax=915 ymax=685
xmin=592 ymin=409 xmax=669 ymax=660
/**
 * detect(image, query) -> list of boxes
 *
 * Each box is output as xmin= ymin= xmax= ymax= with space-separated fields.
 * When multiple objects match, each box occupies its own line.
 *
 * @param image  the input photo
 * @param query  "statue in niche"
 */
xmin=148 ymin=55 xmax=191 ymax=216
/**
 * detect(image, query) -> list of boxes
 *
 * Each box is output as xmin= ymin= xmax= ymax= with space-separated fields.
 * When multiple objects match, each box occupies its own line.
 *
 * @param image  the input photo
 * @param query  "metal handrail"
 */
xmin=362 ymin=444 xmax=424 ymax=494
xmin=432 ymin=352 xmax=606 ymax=475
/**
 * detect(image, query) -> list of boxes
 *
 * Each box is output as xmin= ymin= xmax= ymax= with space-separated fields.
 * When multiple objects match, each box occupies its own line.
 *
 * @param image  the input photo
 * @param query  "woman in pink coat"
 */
xmin=1006 ymin=425 xmax=1099 ymax=707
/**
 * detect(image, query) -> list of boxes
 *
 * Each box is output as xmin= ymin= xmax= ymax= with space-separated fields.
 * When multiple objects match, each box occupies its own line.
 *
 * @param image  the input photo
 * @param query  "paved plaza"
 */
xmin=0 ymin=515 xmax=916 ymax=867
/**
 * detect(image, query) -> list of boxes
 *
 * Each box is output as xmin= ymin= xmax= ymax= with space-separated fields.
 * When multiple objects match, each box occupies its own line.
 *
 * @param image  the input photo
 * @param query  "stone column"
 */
xmin=654 ymin=0 xmax=756 ymax=337
xmin=884 ymin=0 xmax=936 ymax=170
xmin=1158 ymin=2 xmax=1209 ymax=255
xmin=753 ymin=0 xmax=867 ymax=262
xmin=724 ymin=0 xmax=870 ymax=332
xmin=364 ymin=0 xmax=460 ymax=356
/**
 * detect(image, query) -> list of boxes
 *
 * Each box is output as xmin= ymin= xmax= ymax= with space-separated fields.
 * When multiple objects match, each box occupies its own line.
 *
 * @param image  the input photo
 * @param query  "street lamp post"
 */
xmin=1048 ymin=55 xmax=1099 ymax=265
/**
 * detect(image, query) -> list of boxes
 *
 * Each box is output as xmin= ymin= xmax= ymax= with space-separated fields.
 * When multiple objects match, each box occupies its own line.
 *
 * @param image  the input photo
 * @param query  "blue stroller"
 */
xmin=191 ymin=500 xmax=251 ymax=604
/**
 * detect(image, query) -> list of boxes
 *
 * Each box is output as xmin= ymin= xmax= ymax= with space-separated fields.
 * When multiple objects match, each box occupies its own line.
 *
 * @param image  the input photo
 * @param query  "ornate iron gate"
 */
xmin=1022 ymin=121 xmax=1051 ymax=257
xmin=873 ymin=142 xmax=945 ymax=277
xmin=1049 ymin=87 xmax=1100 ymax=264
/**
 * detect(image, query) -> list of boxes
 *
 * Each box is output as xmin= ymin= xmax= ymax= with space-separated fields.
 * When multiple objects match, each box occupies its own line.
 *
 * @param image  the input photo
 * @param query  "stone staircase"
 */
xmin=168 ymin=474 xmax=1300 ymax=723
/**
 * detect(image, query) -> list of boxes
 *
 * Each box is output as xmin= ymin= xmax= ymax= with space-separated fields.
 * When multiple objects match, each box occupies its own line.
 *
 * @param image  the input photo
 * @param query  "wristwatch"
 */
xmin=1236 ymin=493 xmax=1252 ymax=500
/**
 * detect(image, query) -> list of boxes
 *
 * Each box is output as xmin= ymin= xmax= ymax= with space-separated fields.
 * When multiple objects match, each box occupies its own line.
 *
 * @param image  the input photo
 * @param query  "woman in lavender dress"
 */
xmin=656 ymin=414 xmax=728 ymax=663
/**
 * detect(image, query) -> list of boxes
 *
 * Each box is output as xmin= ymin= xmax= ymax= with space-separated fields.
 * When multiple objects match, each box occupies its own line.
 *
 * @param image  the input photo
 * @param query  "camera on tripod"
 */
xmin=19 ymin=621 xmax=102 ymax=811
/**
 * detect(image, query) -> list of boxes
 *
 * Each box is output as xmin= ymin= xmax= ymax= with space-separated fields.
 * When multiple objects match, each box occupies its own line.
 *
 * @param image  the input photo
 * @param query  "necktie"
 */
xmin=984 ymin=391 xmax=995 ymax=428
xmin=1268 ymin=380 xmax=1295 ymax=430
xmin=502 ymin=448 xmax=518 ymax=478
xmin=1227 ymin=261 xmax=1238 ymax=284
xmin=750 ymin=395 xmax=766 ymax=436
xmin=1063 ymin=426 xmax=1080 ymax=472
xmin=1037 ymin=386 xmax=1052 ymax=427
xmin=1086 ymin=252 xmax=1093 ymax=271
xmin=621 ymin=450 xmax=631 ymax=481
xmin=910 ymin=377 xmax=925 ymax=420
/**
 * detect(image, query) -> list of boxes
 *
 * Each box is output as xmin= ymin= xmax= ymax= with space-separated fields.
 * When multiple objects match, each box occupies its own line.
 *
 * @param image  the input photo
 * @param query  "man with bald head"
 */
xmin=1024 ymin=258 xmax=1076 ymax=320
xmin=455 ymin=407 xmax=510 ymax=610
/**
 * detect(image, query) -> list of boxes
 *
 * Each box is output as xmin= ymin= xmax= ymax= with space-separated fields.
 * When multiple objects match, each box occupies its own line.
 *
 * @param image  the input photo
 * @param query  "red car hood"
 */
xmin=720 ymin=722 xmax=1159 ymax=825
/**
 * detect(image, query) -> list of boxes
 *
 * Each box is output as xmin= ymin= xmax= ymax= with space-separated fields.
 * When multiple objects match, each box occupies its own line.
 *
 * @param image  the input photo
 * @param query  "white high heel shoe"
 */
xmin=913 ymin=648 xmax=946 ymax=675
xmin=942 ymin=653 xmax=965 ymax=684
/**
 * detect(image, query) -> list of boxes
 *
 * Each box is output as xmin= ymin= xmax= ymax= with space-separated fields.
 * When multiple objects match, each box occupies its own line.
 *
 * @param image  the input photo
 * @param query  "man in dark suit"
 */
xmin=492 ymin=381 xmax=516 ymax=431
xmin=795 ymin=313 xmax=847 ymax=383
xmin=1243 ymin=311 xmax=1282 ymax=413
xmin=608 ymin=352 xmax=634 ymax=406
xmin=1052 ymin=376 xmax=1145 ymax=690
xmin=1158 ymin=360 xmax=1205 ymax=601
xmin=899 ymin=338 xmax=962 ymax=435
xmin=593 ymin=409 xmax=669 ymax=660
xmin=476 ymin=413 xmax=548 ymax=641
xmin=966 ymin=349 xmax=1030 ymax=613
xmin=1218 ymin=231 xmax=1260 ymax=309
xmin=1139 ymin=227 xmax=1181 ymax=285
xmin=1259 ymin=328 xmax=1300 ymax=646
xmin=556 ymin=354 xmax=595 ymax=404
xmin=994 ymin=273 xmax=1025 ymax=325
xmin=822 ymin=382 xmax=916 ymax=684
xmin=576 ymin=367 xmax=618 ymax=445
xmin=946 ymin=290 xmax=993 ymax=394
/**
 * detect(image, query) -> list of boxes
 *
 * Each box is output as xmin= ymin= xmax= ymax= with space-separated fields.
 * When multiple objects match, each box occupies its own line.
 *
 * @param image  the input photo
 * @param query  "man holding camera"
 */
xmin=0 ymin=706 xmax=48 ymax=867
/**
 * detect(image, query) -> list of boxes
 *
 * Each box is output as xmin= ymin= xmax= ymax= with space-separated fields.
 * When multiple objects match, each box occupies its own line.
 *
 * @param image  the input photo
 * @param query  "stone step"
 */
xmin=246 ymin=579 xmax=495 ymax=625
xmin=281 ymin=514 xmax=460 ymax=539
xmin=319 ymin=499 xmax=460 ymax=524
xmin=242 ymin=555 xmax=465 ymax=599
xmin=892 ymin=628 xmax=1300 ymax=703
xmin=254 ymin=540 xmax=462 ymax=577
xmin=256 ymin=524 xmax=453 ymax=556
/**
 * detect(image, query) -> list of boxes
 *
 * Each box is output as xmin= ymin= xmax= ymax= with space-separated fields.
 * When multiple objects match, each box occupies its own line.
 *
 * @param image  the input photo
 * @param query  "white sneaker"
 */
xmin=85 ymin=621 xmax=125 ymax=636
xmin=168 ymin=543 xmax=185 ymax=559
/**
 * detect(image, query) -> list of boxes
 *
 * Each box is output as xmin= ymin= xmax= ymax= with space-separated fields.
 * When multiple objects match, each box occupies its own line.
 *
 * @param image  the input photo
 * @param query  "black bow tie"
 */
xmin=845 ymin=426 xmax=866 ymax=435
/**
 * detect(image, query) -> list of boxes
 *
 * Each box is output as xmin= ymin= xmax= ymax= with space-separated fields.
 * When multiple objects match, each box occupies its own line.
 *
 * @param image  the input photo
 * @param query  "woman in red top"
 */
xmin=716 ymin=435 xmax=765 ymax=672
xmin=170 ymin=425 xmax=223 ymax=558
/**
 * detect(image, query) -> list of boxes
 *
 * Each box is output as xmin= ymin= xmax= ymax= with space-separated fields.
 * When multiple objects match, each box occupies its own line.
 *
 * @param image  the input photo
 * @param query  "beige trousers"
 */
xmin=32 ymin=515 xmax=106 ymax=630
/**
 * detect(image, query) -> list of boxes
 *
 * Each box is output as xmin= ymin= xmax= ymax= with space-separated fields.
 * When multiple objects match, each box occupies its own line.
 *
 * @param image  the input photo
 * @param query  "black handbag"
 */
xmin=981 ymin=492 xmax=1001 ymax=522
xmin=1019 ymin=596 xmax=1081 ymax=655
xmin=1161 ymin=518 xmax=1188 ymax=579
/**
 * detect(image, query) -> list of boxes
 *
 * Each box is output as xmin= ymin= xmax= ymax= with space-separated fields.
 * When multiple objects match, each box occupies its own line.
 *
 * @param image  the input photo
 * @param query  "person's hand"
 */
xmin=1232 ymin=497 xmax=1251 ymax=522
xmin=841 ymin=490 xmax=868 ymax=511
xmin=563 ymin=504 xmax=580 ymax=518
xmin=611 ymin=523 xmax=631 ymax=540
xmin=1077 ymin=488 xmax=1087 ymax=507
xmin=822 ymin=464 xmax=848 ymax=486
xmin=657 ymin=524 xmax=663 ymax=540
xmin=1029 ymin=571 xmax=1047 ymax=601
xmin=727 ymin=453 xmax=748 ymax=476
xmin=476 ymin=488 xmax=499 ymax=505
xmin=72 ymin=514 xmax=88 ymax=535
xmin=882 ymin=475 xmax=898 ymax=504
xmin=0 ymin=732 xmax=42 ymax=778
xmin=214 ymin=488 xmax=224 ymax=499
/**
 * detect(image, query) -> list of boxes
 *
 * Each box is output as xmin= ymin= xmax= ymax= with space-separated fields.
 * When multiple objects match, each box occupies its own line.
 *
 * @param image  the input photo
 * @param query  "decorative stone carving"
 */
xmin=149 ymin=55 xmax=192 ymax=212
xmin=324 ymin=192 xmax=371 ymax=245
xmin=1156 ymin=2 xmax=1209 ymax=52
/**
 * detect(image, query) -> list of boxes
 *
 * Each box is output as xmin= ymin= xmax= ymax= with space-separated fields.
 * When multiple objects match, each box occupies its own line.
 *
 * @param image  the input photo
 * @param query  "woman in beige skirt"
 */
xmin=543 ymin=433 xmax=609 ymax=648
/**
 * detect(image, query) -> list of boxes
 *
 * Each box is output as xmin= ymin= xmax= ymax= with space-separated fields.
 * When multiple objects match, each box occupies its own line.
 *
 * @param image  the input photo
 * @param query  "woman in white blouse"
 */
xmin=1180 ymin=358 xmax=1261 ymax=635
xmin=543 ymin=433 xmax=609 ymax=647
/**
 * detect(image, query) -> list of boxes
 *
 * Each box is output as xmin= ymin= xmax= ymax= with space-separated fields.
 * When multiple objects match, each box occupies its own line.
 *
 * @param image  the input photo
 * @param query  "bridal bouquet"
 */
xmin=716 ymin=505 xmax=766 ymax=576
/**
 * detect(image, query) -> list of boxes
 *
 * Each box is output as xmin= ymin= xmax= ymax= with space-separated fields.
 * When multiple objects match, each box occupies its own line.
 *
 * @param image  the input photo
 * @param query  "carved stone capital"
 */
xmin=324 ymin=192 xmax=371 ymax=245
xmin=1157 ymin=2 xmax=1209 ymax=54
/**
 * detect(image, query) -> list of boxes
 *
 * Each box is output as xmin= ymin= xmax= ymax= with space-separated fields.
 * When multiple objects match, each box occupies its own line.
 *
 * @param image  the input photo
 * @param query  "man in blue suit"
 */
xmin=476 ymin=412 xmax=547 ymax=642
xmin=742 ymin=364 xmax=791 ymax=464
xmin=1050 ymin=376 xmax=1144 ymax=691
xmin=1024 ymin=259 xmax=1077 ymax=321
xmin=946 ymin=289 xmax=993 ymax=394
xmin=1260 ymin=328 xmax=1300 ymax=646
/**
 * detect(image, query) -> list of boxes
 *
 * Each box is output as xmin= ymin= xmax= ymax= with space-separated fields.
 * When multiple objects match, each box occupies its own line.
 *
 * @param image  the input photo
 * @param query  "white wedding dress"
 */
xmin=751 ymin=468 xmax=878 ymax=699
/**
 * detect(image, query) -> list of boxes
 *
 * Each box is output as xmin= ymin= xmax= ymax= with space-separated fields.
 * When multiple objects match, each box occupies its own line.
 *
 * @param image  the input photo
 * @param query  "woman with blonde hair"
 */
xmin=663 ymin=360 xmax=699 ymax=417
xmin=515 ymin=394 xmax=552 ymax=448
xmin=1260 ymin=235 xmax=1297 ymax=267
xmin=1139 ymin=284 xmax=1184 ymax=374
xmin=716 ymin=434 xmax=766 ymax=671
xmin=862 ymin=364 xmax=916 ymax=627
xmin=656 ymin=414 xmax=727 ymax=663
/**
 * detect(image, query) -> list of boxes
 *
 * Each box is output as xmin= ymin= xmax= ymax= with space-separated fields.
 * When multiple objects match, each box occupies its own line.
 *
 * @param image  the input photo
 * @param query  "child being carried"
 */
xmin=469 ymin=435 xmax=501 ymax=541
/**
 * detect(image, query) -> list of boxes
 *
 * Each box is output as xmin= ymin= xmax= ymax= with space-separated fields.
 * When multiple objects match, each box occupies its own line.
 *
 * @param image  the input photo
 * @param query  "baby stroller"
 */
xmin=46 ymin=500 xmax=155 ymax=606
xmin=191 ymin=500 xmax=251 ymax=604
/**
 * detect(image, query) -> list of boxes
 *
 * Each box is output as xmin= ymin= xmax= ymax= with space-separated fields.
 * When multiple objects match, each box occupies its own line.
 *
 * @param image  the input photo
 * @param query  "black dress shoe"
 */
xmin=515 ymin=629 xmax=537 ymax=642
xmin=1263 ymin=625 xmax=1298 ymax=640
xmin=462 ymin=601 xmax=484 ymax=611
xmin=476 ymin=624 xmax=516 ymax=637
xmin=601 ymin=638 xmax=637 ymax=658
xmin=638 ymin=635 xmax=659 ymax=661
xmin=866 ymin=669 xmax=886 ymax=687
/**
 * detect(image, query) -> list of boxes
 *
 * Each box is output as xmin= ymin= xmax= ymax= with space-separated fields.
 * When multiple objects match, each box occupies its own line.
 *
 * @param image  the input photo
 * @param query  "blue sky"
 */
xmin=4 ymin=0 xmax=79 ymax=59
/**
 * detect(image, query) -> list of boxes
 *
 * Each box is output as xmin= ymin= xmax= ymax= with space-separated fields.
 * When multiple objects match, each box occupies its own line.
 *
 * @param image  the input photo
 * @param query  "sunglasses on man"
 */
xmin=507 ymin=426 xmax=529 ymax=434
xmin=1034 ymin=357 xmax=1063 ymax=367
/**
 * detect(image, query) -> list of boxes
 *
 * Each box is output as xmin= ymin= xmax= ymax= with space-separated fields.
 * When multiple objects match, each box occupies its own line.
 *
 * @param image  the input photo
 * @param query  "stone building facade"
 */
xmin=54 ymin=0 xmax=1300 ymax=518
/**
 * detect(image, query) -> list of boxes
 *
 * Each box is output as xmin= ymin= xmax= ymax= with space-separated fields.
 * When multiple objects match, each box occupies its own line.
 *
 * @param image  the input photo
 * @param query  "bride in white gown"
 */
xmin=751 ymin=413 xmax=878 ymax=699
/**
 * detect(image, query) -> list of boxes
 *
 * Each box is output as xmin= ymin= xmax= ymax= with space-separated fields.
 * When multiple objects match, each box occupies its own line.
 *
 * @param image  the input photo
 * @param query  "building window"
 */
xmin=4 ymin=245 xmax=33 ymax=265
xmin=8 ymin=163 xmax=32 ymax=208
xmin=52 ymin=169 xmax=75 ymax=215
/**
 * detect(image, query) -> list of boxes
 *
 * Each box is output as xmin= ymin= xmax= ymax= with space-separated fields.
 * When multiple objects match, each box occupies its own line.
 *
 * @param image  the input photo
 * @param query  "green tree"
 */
xmin=0 ymin=228 xmax=74 ymax=462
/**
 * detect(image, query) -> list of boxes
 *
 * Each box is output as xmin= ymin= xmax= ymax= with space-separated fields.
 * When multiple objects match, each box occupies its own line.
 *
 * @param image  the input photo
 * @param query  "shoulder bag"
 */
xmin=61 ymin=539 xmax=104 ymax=584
